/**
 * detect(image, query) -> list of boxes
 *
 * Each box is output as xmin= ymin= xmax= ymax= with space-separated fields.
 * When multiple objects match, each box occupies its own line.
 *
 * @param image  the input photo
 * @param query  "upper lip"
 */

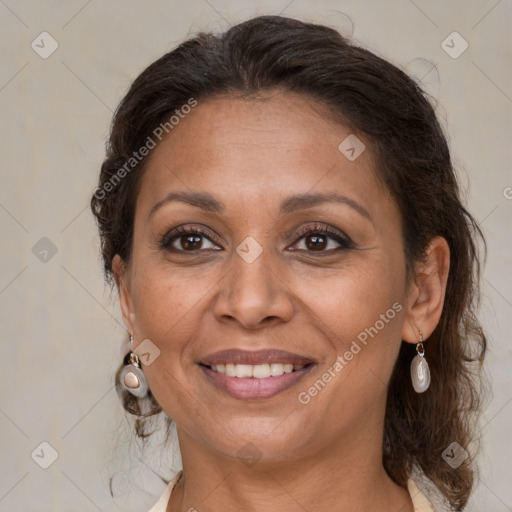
xmin=200 ymin=349 xmax=315 ymax=366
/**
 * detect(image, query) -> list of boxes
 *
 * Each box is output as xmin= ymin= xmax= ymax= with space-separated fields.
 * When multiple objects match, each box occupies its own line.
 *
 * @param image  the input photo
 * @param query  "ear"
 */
xmin=112 ymin=254 xmax=135 ymax=335
xmin=401 ymin=236 xmax=450 ymax=343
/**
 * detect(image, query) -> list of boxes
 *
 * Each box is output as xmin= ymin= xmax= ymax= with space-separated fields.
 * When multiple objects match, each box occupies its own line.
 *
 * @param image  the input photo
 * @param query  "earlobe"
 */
xmin=401 ymin=236 xmax=450 ymax=344
xmin=112 ymin=255 xmax=135 ymax=334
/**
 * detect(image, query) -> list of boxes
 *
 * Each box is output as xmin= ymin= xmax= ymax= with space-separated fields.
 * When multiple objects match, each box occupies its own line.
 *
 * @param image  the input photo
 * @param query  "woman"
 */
xmin=91 ymin=15 xmax=486 ymax=512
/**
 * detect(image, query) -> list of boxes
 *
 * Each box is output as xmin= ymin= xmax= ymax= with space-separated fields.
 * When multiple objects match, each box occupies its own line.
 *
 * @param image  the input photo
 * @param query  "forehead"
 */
xmin=137 ymin=91 xmax=390 ymax=217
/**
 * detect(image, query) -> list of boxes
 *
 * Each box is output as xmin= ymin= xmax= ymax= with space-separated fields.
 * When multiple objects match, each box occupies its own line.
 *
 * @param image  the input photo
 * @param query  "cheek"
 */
xmin=292 ymin=255 xmax=405 ymax=337
xmin=131 ymin=271 xmax=204 ymax=336
xmin=128 ymin=260 xmax=226 ymax=369
xmin=128 ymin=269 xmax=210 ymax=414
xmin=291 ymin=255 xmax=406 ymax=397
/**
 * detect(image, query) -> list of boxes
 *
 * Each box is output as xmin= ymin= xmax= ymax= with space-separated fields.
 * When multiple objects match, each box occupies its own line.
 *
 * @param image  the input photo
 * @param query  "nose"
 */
xmin=213 ymin=247 xmax=294 ymax=330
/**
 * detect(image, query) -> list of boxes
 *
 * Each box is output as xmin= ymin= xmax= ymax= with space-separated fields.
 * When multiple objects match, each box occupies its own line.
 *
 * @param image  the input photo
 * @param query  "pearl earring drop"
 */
xmin=410 ymin=330 xmax=431 ymax=393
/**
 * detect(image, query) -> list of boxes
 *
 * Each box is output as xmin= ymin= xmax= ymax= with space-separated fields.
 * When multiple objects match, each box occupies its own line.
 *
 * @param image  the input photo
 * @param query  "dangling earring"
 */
xmin=410 ymin=330 xmax=431 ymax=393
xmin=120 ymin=336 xmax=149 ymax=398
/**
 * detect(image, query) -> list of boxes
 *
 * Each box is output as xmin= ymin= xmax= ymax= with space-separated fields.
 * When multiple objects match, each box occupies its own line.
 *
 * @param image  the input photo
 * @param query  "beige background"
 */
xmin=0 ymin=0 xmax=511 ymax=510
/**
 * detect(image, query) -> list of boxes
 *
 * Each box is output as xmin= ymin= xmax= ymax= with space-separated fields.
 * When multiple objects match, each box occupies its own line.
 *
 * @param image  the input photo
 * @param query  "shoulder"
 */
xmin=147 ymin=473 xmax=437 ymax=512
xmin=407 ymin=479 xmax=438 ymax=512
xmin=147 ymin=471 xmax=183 ymax=512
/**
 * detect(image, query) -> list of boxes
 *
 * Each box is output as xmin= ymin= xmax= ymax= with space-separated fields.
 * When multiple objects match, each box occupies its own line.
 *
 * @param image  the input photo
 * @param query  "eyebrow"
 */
xmin=149 ymin=191 xmax=224 ymax=219
xmin=280 ymin=192 xmax=372 ymax=223
xmin=148 ymin=190 xmax=373 ymax=223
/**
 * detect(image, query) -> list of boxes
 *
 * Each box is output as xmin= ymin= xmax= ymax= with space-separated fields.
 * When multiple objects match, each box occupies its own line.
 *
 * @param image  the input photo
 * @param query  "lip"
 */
xmin=200 ymin=349 xmax=315 ymax=366
xmin=199 ymin=363 xmax=315 ymax=401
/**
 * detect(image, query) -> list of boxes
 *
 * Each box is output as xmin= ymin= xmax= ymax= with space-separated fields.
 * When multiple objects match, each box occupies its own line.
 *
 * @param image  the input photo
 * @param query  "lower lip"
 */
xmin=199 ymin=364 xmax=314 ymax=400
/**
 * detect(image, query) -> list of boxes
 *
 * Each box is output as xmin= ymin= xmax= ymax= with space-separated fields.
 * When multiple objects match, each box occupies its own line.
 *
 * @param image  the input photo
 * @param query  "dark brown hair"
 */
xmin=92 ymin=15 xmax=487 ymax=509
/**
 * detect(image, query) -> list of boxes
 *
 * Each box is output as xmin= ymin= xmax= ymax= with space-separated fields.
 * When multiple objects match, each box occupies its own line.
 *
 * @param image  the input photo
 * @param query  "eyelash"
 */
xmin=293 ymin=223 xmax=354 ymax=252
xmin=159 ymin=223 xmax=354 ymax=254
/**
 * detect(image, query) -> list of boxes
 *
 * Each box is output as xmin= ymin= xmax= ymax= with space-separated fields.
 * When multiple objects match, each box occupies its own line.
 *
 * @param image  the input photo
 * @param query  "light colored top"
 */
xmin=147 ymin=471 xmax=437 ymax=512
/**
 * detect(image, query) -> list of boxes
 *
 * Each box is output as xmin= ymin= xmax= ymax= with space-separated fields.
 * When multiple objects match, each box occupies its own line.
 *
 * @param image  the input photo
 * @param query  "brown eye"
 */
xmin=159 ymin=225 xmax=222 ymax=252
xmin=179 ymin=234 xmax=203 ymax=250
xmin=292 ymin=224 xmax=353 ymax=253
xmin=305 ymin=234 xmax=328 ymax=251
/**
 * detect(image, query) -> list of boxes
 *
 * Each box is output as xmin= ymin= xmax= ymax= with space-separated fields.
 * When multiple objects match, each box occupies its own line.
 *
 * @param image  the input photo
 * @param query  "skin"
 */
xmin=113 ymin=89 xmax=450 ymax=512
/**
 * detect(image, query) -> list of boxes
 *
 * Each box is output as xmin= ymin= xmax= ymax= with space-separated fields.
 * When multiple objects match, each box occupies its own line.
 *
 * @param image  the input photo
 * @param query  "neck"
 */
xmin=167 ymin=426 xmax=413 ymax=512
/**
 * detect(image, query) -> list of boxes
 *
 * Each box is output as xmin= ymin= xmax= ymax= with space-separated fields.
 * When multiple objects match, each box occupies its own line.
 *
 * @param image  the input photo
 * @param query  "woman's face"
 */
xmin=117 ymin=90 xmax=412 ymax=464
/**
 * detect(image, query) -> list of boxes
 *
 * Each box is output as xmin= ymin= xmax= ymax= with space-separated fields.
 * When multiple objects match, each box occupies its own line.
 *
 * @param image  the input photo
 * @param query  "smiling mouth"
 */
xmin=198 ymin=348 xmax=316 ymax=400
xmin=203 ymin=362 xmax=309 ymax=378
xmin=199 ymin=361 xmax=315 ymax=400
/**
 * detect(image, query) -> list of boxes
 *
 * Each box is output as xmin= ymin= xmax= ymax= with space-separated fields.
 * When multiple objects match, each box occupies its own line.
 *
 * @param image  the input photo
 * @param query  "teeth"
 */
xmin=225 ymin=364 xmax=236 ymax=377
xmin=211 ymin=363 xmax=306 ymax=378
xmin=235 ymin=364 xmax=253 ymax=378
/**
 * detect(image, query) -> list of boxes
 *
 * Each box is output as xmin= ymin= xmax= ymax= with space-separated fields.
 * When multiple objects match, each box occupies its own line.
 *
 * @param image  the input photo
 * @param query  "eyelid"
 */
xmin=159 ymin=224 xmax=223 ymax=250
xmin=291 ymin=222 xmax=354 ymax=249
xmin=159 ymin=222 xmax=353 ymax=252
